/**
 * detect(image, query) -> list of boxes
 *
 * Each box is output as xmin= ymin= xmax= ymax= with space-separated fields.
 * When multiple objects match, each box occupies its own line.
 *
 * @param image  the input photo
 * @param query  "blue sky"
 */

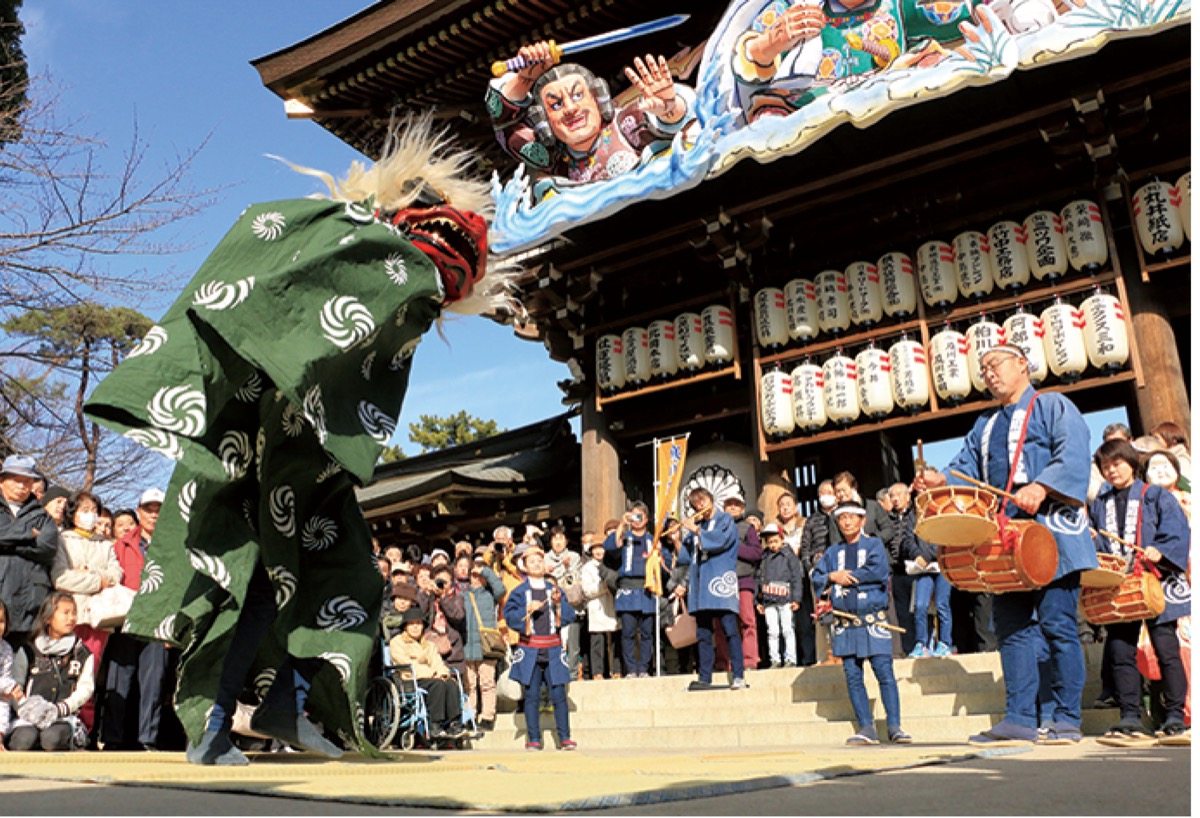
xmin=21 ymin=1 xmax=572 ymax=454
xmin=20 ymin=2 xmax=1135 ymax=474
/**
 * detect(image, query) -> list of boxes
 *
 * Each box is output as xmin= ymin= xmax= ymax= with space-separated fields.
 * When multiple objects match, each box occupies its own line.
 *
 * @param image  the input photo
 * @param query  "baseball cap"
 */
xmin=0 ymin=454 xmax=39 ymax=479
xmin=759 ymin=523 xmax=783 ymax=536
xmin=139 ymin=488 xmax=166 ymax=507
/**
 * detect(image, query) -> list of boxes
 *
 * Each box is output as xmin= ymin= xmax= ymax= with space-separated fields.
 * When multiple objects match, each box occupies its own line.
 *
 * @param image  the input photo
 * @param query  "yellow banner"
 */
xmin=645 ymin=435 xmax=688 ymax=596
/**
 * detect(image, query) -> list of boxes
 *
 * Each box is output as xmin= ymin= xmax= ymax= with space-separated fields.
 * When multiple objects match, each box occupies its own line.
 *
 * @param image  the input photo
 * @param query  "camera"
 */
xmin=631 ymin=512 xmax=644 ymax=523
xmin=435 ymin=578 xmax=448 ymax=590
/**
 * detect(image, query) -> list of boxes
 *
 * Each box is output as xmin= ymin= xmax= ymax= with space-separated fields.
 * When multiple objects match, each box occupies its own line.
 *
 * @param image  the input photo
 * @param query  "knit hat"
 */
xmin=41 ymin=485 xmax=71 ymax=507
xmin=400 ymin=606 xmax=426 ymax=627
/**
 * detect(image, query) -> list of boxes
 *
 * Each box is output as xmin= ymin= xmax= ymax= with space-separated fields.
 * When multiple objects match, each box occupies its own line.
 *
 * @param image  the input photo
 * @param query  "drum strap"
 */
xmin=997 ymin=393 xmax=1038 ymax=553
xmin=1132 ymin=484 xmax=1162 ymax=579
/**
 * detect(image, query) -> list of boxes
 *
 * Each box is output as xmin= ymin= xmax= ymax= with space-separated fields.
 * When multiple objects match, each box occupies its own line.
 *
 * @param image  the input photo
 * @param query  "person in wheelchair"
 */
xmin=387 ymin=608 xmax=465 ymax=740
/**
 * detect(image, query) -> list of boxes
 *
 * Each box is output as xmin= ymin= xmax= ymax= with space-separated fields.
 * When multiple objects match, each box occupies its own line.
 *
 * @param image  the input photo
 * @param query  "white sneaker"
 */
xmin=731 ymin=677 xmax=748 ymax=690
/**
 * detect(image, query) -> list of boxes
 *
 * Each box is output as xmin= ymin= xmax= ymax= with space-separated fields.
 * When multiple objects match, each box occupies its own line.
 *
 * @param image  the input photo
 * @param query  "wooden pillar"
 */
xmin=755 ymin=452 xmax=793 ymax=524
xmin=1123 ymin=269 xmax=1190 ymax=433
xmin=580 ymin=400 xmax=625 ymax=535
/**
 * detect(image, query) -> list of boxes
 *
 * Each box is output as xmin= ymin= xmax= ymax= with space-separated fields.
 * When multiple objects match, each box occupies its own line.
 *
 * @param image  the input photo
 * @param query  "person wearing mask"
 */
xmin=51 ymin=490 xmax=122 ymax=734
xmin=0 ymin=455 xmax=59 ymax=650
xmin=798 ymin=483 xmax=836 ymax=665
xmin=100 ymin=488 xmax=170 ymax=752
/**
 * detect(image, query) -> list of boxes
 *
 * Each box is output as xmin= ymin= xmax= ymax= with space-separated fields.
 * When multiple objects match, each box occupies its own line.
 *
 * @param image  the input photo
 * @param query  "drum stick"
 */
xmin=832 ymin=609 xmax=907 ymax=633
xmin=914 ymin=439 xmax=927 ymax=473
xmin=1091 ymin=527 xmax=1146 ymax=554
xmin=948 ymin=470 xmax=1021 ymax=503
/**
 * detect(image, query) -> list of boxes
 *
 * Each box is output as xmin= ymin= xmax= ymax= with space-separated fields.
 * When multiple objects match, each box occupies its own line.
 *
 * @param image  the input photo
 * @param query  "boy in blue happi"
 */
xmin=915 ymin=343 xmax=1096 ymax=745
xmin=813 ymin=502 xmax=911 ymax=745
xmin=603 ymin=502 xmax=658 ymax=678
xmin=503 ymin=544 xmax=577 ymax=751
xmin=681 ymin=487 xmax=746 ymax=691
xmin=1089 ymin=439 xmax=1191 ymax=746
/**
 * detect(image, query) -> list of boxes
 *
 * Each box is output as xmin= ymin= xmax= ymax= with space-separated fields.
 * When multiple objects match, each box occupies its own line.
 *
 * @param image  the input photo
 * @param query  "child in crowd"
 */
xmin=812 ymin=503 xmax=911 ymax=746
xmin=503 ymin=544 xmax=576 ymax=750
xmin=755 ymin=524 xmax=803 ymax=668
xmin=7 ymin=592 xmax=94 ymax=751
xmin=387 ymin=607 xmax=465 ymax=740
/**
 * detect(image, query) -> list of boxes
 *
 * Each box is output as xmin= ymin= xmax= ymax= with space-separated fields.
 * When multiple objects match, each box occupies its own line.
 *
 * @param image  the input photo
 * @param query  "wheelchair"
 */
xmin=363 ymin=634 xmax=478 ymax=750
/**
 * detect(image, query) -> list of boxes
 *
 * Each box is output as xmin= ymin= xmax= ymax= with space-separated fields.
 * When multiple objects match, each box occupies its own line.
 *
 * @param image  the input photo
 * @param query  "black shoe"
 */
xmin=687 ymin=680 xmax=715 ymax=692
xmin=478 ymin=719 xmax=495 ymax=731
xmin=140 ymin=743 xmax=160 ymax=752
xmin=445 ymin=722 xmax=466 ymax=738
xmin=1093 ymin=696 xmax=1118 ymax=709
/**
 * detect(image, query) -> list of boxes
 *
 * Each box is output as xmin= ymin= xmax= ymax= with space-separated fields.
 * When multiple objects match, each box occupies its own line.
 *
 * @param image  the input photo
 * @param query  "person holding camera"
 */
xmin=603 ymin=502 xmax=659 ymax=678
xmin=545 ymin=526 xmax=585 ymax=680
xmin=421 ymin=565 xmax=467 ymax=681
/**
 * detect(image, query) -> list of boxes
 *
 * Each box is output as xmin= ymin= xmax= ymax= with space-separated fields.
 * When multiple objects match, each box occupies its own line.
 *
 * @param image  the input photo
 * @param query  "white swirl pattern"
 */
xmin=154 ymin=614 xmax=178 ymax=642
xmin=390 ymin=337 xmax=420 ymax=370
xmin=301 ymin=516 xmax=338 ymax=551
xmin=219 ymin=431 xmax=252 ymax=480
xmin=360 ymin=351 xmax=376 ymax=381
xmin=384 ymin=253 xmax=408 ymax=286
xmin=235 ymin=371 xmax=263 ymax=403
xmin=708 ymin=571 xmax=738 ymax=598
xmin=280 ymin=401 xmax=305 ymax=437
xmin=1045 ymin=503 xmax=1088 ymax=535
xmin=127 ymin=326 xmax=168 ymax=358
xmin=357 ymin=401 xmax=395 ymax=445
xmin=315 ymin=461 xmax=342 ymax=484
xmin=1163 ymin=574 xmax=1191 ymax=605
xmin=254 ymin=668 xmax=277 ymax=699
xmin=320 ymin=651 xmax=353 ymax=683
xmin=147 ymin=385 xmax=207 ymax=437
xmin=267 ymin=565 xmax=297 ymax=610
xmin=192 ymin=277 xmax=255 ymax=310
xmin=302 ymin=386 xmax=328 ymax=445
xmin=320 ymin=295 xmax=376 ymax=349
xmin=177 ymin=480 xmax=197 ymax=523
xmin=188 ymin=548 xmax=231 ymax=589
xmin=269 ymin=485 xmax=296 ymax=538
xmin=251 ymin=211 xmax=286 ymax=240
xmin=124 ymin=428 xmax=184 ymax=461
xmin=140 ymin=559 xmax=164 ymax=594
xmin=316 ymin=596 xmax=368 ymax=632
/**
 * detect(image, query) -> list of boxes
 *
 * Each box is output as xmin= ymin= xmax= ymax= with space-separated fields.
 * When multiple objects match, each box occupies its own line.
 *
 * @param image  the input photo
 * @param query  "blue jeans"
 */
xmin=619 ymin=612 xmax=653 ymax=675
xmin=696 ymin=610 xmax=743 ymax=682
xmin=843 ymin=655 xmax=901 ymax=731
xmin=912 ymin=573 xmax=953 ymax=649
xmin=523 ymin=654 xmax=569 ymax=744
xmin=992 ymin=573 xmax=1085 ymax=729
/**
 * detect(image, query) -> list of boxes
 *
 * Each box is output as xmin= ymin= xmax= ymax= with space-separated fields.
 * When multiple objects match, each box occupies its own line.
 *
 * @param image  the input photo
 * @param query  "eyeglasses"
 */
xmin=978 ymin=357 xmax=1015 ymax=375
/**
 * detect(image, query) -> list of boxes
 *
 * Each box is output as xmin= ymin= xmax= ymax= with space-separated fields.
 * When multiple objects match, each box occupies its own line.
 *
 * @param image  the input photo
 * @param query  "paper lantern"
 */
xmin=675 ymin=312 xmax=705 ymax=371
xmin=855 ymin=346 xmax=893 ymax=419
xmin=701 ymin=304 xmax=735 ymax=365
xmin=784 ymin=278 xmax=819 ymax=342
xmin=1041 ymin=298 xmax=1088 ymax=382
xmin=888 ymin=337 xmax=930 ymax=413
xmin=953 ymin=230 xmax=995 ymax=300
xmin=790 ymin=361 xmax=827 ymax=431
xmin=1061 ymin=199 xmax=1108 ymax=272
xmin=1132 ymin=180 xmax=1185 ymax=257
xmin=648 ymin=319 xmax=679 ymax=379
xmin=622 ymin=326 xmax=650 ymax=386
xmin=1081 ymin=289 xmax=1129 ymax=373
xmin=878 ymin=251 xmax=917 ymax=318
xmin=929 ymin=327 xmax=971 ymax=403
xmin=987 ymin=220 xmax=1031 ymax=291
xmin=595 ymin=334 xmax=626 ymax=393
xmin=760 ymin=369 xmax=795 ymax=439
xmin=823 ymin=353 xmax=860 ymax=425
xmin=815 ymin=270 xmax=851 ymax=335
xmin=965 ymin=317 xmax=1005 ymax=393
xmin=753 ymin=287 xmax=789 ymax=350
xmin=916 ymin=240 xmax=958 ymax=309
xmin=846 ymin=261 xmax=883 ymax=327
xmin=1023 ymin=210 xmax=1069 ymax=282
xmin=1178 ymin=172 xmax=1191 ymax=242
xmin=1001 ymin=308 xmax=1048 ymax=385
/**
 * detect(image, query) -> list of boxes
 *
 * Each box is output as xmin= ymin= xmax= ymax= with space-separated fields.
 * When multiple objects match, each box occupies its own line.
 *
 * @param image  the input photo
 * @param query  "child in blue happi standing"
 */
xmin=812 ymin=502 xmax=912 ymax=746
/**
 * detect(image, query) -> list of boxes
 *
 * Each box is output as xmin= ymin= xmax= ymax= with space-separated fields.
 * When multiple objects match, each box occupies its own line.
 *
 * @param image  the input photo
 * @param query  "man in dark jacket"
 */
xmin=725 ymin=495 xmax=762 ymax=673
xmin=0 ymin=455 xmax=59 ymax=649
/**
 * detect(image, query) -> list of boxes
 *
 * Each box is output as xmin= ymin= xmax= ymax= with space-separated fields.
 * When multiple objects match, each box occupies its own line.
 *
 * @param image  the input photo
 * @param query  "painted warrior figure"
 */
xmin=85 ymin=120 xmax=513 ymax=765
xmin=486 ymin=40 xmax=697 ymax=201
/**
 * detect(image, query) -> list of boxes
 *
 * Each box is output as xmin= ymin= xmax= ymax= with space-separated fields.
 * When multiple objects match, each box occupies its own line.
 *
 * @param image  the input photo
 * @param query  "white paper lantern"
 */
xmin=823 ymin=354 xmax=860 ymax=425
xmin=1178 ymin=172 xmax=1191 ymax=242
xmin=965 ymin=318 xmax=1005 ymax=393
xmin=1061 ymin=199 xmax=1108 ymax=272
xmin=753 ymin=287 xmax=789 ymax=350
xmin=622 ymin=326 xmax=650 ymax=386
xmin=878 ymin=251 xmax=917 ymax=318
xmin=1023 ymin=210 xmax=1069 ymax=282
xmin=1132 ymin=180 xmax=1186 ymax=257
xmin=1001 ymin=309 xmax=1049 ymax=386
xmin=846 ymin=261 xmax=883 ymax=327
xmin=784 ymin=278 xmax=819 ymax=342
xmin=701 ymin=304 xmax=735 ymax=365
xmin=1081 ymin=290 xmax=1129 ymax=373
xmin=790 ymin=361 xmax=827 ymax=431
xmin=988 ymin=221 xmax=1031 ymax=291
xmin=888 ymin=338 xmax=930 ymax=413
xmin=815 ymin=270 xmax=851 ymax=335
xmin=929 ymin=327 xmax=971 ymax=403
xmin=675 ymin=312 xmax=705 ymax=371
xmin=760 ymin=369 xmax=796 ymax=439
xmin=855 ymin=346 xmax=894 ymax=419
xmin=953 ymin=230 xmax=995 ymax=300
xmin=1041 ymin=298 xmax=1088 ymax=382
xmin=916 ymin=240 xmax=959 ymax=309
xmin=595 ymin=334 xmax=626 ymax=393
xmin=648 ymin=319 xmax=679 ymax=379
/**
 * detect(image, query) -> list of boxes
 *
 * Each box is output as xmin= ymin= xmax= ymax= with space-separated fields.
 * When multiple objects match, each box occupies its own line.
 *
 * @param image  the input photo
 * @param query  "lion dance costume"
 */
xmin=85 ymin=121 xmax=513 ymax=763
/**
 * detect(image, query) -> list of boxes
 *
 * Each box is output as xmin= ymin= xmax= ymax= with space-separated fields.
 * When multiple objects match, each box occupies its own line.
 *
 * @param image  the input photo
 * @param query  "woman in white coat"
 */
xmin=581 ymin=539 xmax=620 ymax=679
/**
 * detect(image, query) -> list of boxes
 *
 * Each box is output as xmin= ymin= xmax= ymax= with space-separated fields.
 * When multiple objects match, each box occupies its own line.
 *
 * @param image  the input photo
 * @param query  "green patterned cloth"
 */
xmin=85 ymin=195 xmax=446 ymax=750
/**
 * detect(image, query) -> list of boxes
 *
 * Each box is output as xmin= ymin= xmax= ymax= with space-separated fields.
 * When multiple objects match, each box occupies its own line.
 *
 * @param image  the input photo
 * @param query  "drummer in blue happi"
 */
xmin=812 ymin=502 xmax=912 ymax=745
xmin=914 ymin=342 xmax=1097 ymax=745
